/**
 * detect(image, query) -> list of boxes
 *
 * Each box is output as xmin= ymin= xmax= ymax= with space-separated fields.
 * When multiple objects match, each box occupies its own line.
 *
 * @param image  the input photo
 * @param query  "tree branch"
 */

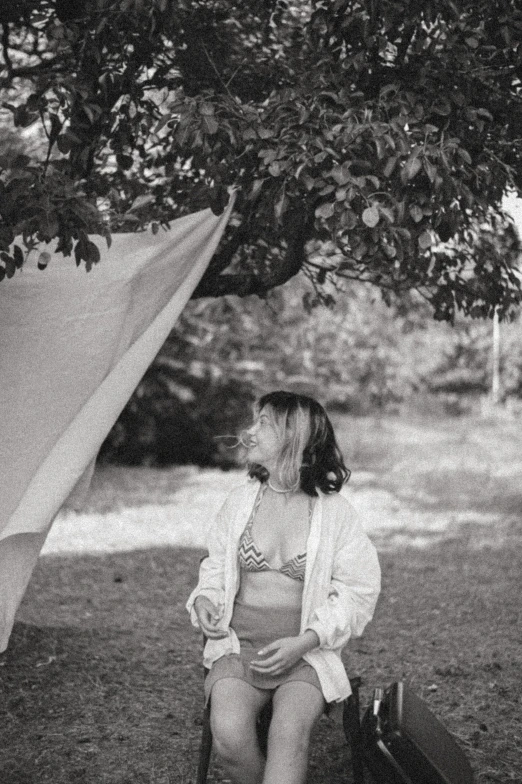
xmin=0 ymin=57 xmax=68 ymax=85
xmin=192 ymin=207 xmax=311 ymax=299
xmin=395 ymin=20 xmax=417 ymax=67
xmin=1 ymin=23 xmax=13 ymax=80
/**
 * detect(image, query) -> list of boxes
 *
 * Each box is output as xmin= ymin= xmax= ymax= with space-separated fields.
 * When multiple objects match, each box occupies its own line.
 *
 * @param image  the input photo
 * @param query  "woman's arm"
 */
xmin=185 ymin=494 xmax=231 ymax=627
xmin=305 ymin=511 xmax=381 ymax=650
xmin=249 ymin=629 xmax=320 ymax=676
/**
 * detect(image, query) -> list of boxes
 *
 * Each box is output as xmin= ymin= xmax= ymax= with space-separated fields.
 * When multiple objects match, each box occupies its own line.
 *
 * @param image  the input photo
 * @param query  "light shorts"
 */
xmin=204 ymin=599 xmax=324 ymax=704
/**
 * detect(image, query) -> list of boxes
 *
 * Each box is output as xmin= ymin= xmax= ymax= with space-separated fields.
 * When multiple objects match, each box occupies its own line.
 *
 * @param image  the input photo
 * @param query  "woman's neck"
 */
xmin=267 ymin=478 xmax=294 ymax=493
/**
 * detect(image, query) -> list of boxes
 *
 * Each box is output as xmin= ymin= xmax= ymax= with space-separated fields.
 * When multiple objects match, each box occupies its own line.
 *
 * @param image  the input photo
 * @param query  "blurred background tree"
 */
xmin=99 ymin=276 xmax=522 ymax=466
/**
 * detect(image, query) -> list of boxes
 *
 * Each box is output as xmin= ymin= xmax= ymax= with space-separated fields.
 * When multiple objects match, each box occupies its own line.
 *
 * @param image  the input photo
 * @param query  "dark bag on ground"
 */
xmin=360 ymin=681 xmax=474 ymax=784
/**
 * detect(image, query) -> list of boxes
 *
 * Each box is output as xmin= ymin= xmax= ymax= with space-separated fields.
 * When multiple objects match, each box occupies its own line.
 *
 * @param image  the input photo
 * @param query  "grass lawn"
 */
xmin=1 ymin=413 xmax=521 ymax=783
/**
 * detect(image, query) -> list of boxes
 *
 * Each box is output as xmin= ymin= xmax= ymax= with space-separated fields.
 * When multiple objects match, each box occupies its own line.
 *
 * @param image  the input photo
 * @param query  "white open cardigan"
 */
xmin=186 ymin=479 xmax=381 ymax=703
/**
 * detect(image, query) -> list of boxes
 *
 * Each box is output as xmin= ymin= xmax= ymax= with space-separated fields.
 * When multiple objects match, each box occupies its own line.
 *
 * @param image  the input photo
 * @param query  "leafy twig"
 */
xmin=201 ymin=42 xmax=243 ymax=109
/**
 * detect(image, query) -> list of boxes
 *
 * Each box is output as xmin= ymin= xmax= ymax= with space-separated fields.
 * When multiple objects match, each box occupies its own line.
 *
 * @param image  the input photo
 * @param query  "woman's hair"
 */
xmin=247 ymin=390 xmax=350 ymax=496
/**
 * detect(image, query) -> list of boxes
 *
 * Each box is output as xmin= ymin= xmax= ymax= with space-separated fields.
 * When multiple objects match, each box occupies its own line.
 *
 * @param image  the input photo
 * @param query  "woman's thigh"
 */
xmin=210 ymin=677 xmax=272 ymax=741
xmin=269 ymin=681 xmax=326 ymax=741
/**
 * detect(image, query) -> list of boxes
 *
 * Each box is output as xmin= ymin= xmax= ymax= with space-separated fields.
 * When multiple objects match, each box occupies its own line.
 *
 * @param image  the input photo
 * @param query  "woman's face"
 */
xmin=245 ymin=406 xmax=282 ymax=469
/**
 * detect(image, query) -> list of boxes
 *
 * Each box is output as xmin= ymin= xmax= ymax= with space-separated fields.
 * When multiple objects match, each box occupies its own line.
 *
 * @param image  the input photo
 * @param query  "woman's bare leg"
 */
xmin=210 ymin=678 xmax=272 ymax=784
xmin=263 ymin=681 xmax=325 ymax=784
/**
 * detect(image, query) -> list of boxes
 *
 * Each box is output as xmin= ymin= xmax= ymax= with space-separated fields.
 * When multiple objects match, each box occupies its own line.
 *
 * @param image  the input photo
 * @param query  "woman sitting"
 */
xmin=187 ymin=390 xmax=381 ymax=784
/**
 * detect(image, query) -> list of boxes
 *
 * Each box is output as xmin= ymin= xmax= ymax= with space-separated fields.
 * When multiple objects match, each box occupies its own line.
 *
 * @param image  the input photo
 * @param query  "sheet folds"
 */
xmin=0 ymin=203 xmax=234 ymax=651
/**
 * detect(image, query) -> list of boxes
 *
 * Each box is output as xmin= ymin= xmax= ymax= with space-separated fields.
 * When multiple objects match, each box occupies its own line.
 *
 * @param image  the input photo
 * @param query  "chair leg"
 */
xmin=344 ymin=679 xmax=366 ymax=784
xmin=196 ymin=701 xmax=213 ymax=784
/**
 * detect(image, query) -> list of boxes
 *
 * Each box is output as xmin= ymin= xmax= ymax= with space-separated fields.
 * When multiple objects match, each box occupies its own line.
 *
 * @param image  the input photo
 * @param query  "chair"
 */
xmin=195 ymin=668 xmax=366 ymax=784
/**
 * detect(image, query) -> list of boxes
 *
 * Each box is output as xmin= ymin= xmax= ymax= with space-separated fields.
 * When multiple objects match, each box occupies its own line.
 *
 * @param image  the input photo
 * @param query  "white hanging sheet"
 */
xmin=0 ymin=202 xmax=234 ymax=651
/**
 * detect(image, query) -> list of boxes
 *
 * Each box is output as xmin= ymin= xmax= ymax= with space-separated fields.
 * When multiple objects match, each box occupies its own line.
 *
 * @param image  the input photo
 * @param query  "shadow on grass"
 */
xmin=1 ymin=547 xmax=207 ymax=784
xmin=1 ymin=621 xmax=203 ymax=784
xmin=2 ymin=529 xmax=521 ymax=784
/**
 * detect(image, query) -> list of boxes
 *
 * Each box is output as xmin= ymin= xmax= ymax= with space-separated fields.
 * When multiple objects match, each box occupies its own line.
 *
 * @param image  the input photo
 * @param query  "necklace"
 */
xmin=268 ymin=480 xmax=294 ymax=494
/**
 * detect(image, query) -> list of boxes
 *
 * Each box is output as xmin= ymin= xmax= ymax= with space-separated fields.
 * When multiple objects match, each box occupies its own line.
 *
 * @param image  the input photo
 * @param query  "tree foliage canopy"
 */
xmin=1 ymin=0 xmax=522 ymax=319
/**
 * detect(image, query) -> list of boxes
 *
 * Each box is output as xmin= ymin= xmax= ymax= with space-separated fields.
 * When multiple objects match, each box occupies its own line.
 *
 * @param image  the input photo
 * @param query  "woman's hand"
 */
xmin=194 ymin=596 xmax=228 ymax=639
xmin=249 ymin=630 xmax=320 ymax=676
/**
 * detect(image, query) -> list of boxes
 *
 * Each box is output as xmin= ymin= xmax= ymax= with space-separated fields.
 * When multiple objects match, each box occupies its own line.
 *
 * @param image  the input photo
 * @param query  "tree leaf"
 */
xmin=128 ymin=194 xmax=155 ymax=211
xmin=423 ymin=158 xmax=437 ymax=182
xmin=380 ymin=83 xmax=399 ymax=97
xmin=274 ymin=191 xmax=287 ymax=221
xmin=418 ymin=231 xmax=432 ymax=249
xmin=4 ymin=256 xmax=16 ymax=277
xmin=458 ymin=148 xmax=472 ymax=165
xmin=301 ymin=174 xmax=316 ymax=191
xmin=202 ymin=115 xmax=219 ymax=135
xmin=339 ymin=209 xmax=358 ymax=229
xmin=154 ymin=114 xmax=172 ymax=134
xmin=86 ymin=240 xmax=101 ymax=265
xmin=315 ymin=202 xmax=335 ymax=219
xmin=57 ymin=134 xmax=73 ymax=154
xmin=409 ymin=205 xmax=424 ymax=223
xmin=374 ymin=137 xmax=386 ymax=160
xmin=330 ymin=164 xmax=351 ymax=185
xmin=379 ymin=206 xmax=395 ymax=224
xmin=38 ymin=251 xmax=51 ymax=270
xmin=382 ymin=242 xmax=397 ymax=259
xmin=13 ymin=245 xmax=24 ymax=268
xmin=199 ymin=102 xmax=215 ymax=116
xmin=362 ymin=206 xmax=380 ymax=227
xmin=259 ymin=149 xmax=278 ymax=164
xmin=383 ymin=156 xmax=398 ymax=178
xmin=401 ymin=156 xmax=422 ymax=183
xmin=353 ymin=242 xmax=368 ymax=260
xmin=432 ymin=99 xmax=451 ymax=116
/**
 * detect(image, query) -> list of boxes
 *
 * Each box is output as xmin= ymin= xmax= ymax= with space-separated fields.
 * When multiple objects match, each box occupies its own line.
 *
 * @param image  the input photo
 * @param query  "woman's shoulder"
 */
xmin=320 ymin=488 xmax=356 ymax=512
xmin=213 ymin=478 xmax=259 ymax=529
xmin=319 ymin=489 xmax=362 ymax=529
xmin=223 ymin=477 xmax=260 ymax=505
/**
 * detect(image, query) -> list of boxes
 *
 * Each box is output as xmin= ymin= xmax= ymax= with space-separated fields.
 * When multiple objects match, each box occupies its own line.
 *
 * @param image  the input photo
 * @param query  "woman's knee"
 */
xmin=210 ymin=704 xmax=258 ymax=761
xmin=268 ymin=712 xmax=313 ymax=752
xmin=212 ymin=713 xmax=258 ymax=762
xmin=210 ymin=715 xmax=241 ymax=759
xmin=268 ymin=683 xmax=325 ymax=752
xmin=209 ymin=678 xmax=270 ymax=763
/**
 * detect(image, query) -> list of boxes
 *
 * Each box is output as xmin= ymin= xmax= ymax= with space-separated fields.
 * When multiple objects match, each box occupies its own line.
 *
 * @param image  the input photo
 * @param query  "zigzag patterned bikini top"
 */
xmin=238 ymin=484 xmax=311 ymax=582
